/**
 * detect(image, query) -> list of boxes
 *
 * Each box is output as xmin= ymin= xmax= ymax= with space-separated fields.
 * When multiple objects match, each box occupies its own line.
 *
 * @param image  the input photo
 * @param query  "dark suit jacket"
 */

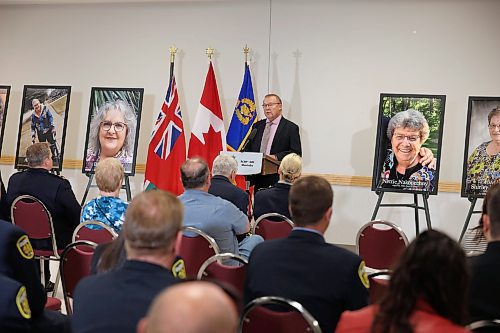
xmin=244 ymin=116 xmax=301 ymax=161
xmin=244 ymin=230 xmax=368 ymax=333
xmin=208 ymin=175 xmax=249 ymax=215
xmin=72 ymin=260 xmax=178 ymax=333
xmin=0 ymin=221 xmax=46 ymax=319
xmin=469 ymin=241 xmax=500 ymax=322
xmin=253 ymin=182 xmax=291 ymax=220
xmin=0 ymin=275 xmax=31 ymax=333
xmin=5 ymin=168 xmax=81 ymax=248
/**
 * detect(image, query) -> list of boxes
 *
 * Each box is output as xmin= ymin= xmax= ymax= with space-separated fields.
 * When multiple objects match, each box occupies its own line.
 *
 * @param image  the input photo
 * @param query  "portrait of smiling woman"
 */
xmin=83 ymin=88 xmax=143 ymax=174
xmin=380 ymin=109 xmax=435 ymax=192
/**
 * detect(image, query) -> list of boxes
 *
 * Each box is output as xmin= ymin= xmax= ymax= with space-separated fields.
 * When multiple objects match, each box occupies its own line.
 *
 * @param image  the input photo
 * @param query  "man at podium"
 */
xmin=244 ymin=94 xmax=302 ymax=189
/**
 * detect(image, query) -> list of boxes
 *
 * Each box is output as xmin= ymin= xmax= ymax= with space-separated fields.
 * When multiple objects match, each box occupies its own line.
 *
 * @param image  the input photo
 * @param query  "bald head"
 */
xmin=138 ymin=281 xmax=238 ymax=333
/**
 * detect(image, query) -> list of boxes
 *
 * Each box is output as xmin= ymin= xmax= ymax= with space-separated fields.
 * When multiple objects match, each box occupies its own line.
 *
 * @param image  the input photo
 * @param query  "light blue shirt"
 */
xmin=179 ymin=189 xmax=249 ymax=255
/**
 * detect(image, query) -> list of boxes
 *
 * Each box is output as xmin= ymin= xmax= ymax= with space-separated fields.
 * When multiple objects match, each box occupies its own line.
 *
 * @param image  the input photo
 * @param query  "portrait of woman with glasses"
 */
xmin=379 ymin=109 xmax=435 ymax=192
xmin=85 ymin=99 xmax=137 ymax=173
xmin=466 ymin=106 xmax=500 ymax=195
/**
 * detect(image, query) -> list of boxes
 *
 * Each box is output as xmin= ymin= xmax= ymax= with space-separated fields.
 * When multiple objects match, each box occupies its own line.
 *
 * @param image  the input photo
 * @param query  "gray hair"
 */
xmin=387 ymin=109 xmax=430 ymax=143
xmin=212 ymin=155 xmax=238 ymax=177
xmin=88 ymin=99 xmax=137 ymax=156
xmin=181 ymin=158 xmax=210 ymax=189
xmin=488 ymin=106 xmax=500 ymax=125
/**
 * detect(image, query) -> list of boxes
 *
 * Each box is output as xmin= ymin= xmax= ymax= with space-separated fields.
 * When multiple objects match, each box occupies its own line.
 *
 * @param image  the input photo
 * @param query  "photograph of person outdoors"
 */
xmin=376 ymin=96 xmax=444 ymax=194
xmin=15 ymin=86 xmax=70 ymax=170
xmin=84 ymin=94 xmax=139 ymax=174
xmin=465 ymin=103 xmax=500 ymax=196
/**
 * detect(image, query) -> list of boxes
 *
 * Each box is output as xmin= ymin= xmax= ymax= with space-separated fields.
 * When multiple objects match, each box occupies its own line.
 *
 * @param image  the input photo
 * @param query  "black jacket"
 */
xmin=208 ymin=175 xmax=249 ymax=215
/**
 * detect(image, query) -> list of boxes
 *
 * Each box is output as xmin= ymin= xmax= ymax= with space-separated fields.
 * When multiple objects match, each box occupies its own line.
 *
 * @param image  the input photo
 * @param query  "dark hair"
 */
xmin=96 ymin=233 xmax=126 ymax=273
xmin=486 ymin=182 xmax=500 ymax=238
xmin=289 ymin=176 xmax=333 ymax=226
xmin=371 ymin=230 xmax=469 ymax=333
xmin=180 ymin=158 xmax=210 ymax=189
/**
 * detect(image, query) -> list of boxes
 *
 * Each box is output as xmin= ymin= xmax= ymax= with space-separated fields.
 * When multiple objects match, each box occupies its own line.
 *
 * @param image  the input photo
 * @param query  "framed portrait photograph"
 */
xmin=461 ymin=96 xmax=500 ymax=198
xmin=371 ymin=93 xmax=446 ymax=195
xmin=82 ymin=87 xmax=144 ymax=175
xmin=15 ymin=85 xmax=72 ymax=171
xmin=0 ymin=86 xmax=11 ymax=156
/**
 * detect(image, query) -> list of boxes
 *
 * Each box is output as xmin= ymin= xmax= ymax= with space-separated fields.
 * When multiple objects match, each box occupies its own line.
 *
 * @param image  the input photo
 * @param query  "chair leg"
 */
xmin=52 ymin=262 xmax=61 ymax=298
xmin=39 ymin=257 xmax=46 ymax=287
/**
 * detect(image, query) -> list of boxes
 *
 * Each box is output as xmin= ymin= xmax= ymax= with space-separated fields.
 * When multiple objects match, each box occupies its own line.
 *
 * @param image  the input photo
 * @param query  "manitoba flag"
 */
xmin=188 ymin=62 xmax=226 ymax=168
xmin=144 ymin=74 xmax=186 ymax=195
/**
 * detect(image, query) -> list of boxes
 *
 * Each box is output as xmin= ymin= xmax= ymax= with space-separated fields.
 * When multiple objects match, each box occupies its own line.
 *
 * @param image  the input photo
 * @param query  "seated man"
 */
xmin=0 ymin=221 xmax=70 ymax=333
xmin=253 ymin=153 xmax=302 ymax=220
xmin=0 ymin=274 xmax=31 ymax=333
xmin=179 ymin=158 xmax=262 ymax=260
xmin=244 ymin=176 xmax=369 ymax=333
xmin=208 ymin=154 xmax=249 ymax=215
xmin=72 ymin=191 xmax=182 ymax=333
xmin=5 ymin=143 xmax=81 ymax=288
xmin=137 ymin=281 xmax=238 ymax=333
xmin=469 ymin=182 xmax=500 ymax=322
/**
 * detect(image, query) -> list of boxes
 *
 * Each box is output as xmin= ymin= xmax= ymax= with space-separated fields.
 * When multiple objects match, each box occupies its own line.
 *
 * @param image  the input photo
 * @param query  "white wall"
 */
xmin=1 ymin=0 xmax=498 ymax=244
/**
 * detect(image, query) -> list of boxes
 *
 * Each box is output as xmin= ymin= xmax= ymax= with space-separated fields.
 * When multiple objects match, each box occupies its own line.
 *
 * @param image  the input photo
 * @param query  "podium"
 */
xmin=221 ymin=152 xmax=280 ymax=176
xmin=261 ymin=155 xmax=280 ymax=175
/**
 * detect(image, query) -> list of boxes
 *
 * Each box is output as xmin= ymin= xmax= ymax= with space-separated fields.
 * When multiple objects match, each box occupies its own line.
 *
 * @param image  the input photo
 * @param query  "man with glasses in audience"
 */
xmin=244 ymin=93 xmax=301 ymax=189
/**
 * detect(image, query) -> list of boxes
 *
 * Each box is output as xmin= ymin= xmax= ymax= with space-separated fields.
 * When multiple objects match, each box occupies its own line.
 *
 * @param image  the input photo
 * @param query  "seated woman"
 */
xmin=335 ymin=230 xmax=469 ymax=333
xmin=380 ymin=109 xmax=435 ymax=192
xmin=253 ymin=153 xmax=302 ymax=220
xmin=81 ymin=157 xmax=128 ymax=232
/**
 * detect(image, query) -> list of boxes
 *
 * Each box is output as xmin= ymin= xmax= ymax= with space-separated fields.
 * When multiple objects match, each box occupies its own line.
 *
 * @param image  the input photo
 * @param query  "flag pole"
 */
xmin=243 ymin=44 xmax=249 ymax=66
xmin=206 ymin=47 xmax=214 ymax=61
xmin=169 ymin=45 xmax=177 ymax=81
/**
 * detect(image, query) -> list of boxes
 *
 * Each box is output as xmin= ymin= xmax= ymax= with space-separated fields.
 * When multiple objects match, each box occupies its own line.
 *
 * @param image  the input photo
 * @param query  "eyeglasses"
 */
xmin=394 ymin=134 xmax=420 ymax=142
xmin=488 ymin=124 xmax=500 ymax=130
xmin=100 ymin=121 xmax=126 ymax=132
xmin=262 ymin=102 xmax=281 ymax=108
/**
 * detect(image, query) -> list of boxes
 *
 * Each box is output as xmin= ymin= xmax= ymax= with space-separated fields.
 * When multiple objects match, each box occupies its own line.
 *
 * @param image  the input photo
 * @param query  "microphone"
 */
xmin=241 ymin=128 xmax=258 ymax=152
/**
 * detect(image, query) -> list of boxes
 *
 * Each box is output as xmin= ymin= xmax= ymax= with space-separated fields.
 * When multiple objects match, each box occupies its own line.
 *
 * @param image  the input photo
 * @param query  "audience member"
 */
xmin=253 ymin=152 xmax=302 ymax=220
xmin=72 ymin=190 xmax=182 ymax=333
xmin=335 ymin=230 xmax=469 ymax=333
xmin=89 ymin=233 xmax=127 ymax=274
xmin=0 ymin=274 xmax=30 ymax=333
xmin=469 ymin=182 xmax=500 ymax=322
xmin=137 ymin=281 xmax=238 ymax=333
xmin=244 ymin=175 xmax=368 ymax=333
xmin=208 ymin=154 xmax=249 ymax=215
xmin=0 ymin=221 xmax=70 ymax=332
xmin=5 ymin=142 xmax=81 ymax=289
xmin=80 ymin=157 xmax=128 ymax=232
xmin=179 ymin=158 xmax=262 ymax=261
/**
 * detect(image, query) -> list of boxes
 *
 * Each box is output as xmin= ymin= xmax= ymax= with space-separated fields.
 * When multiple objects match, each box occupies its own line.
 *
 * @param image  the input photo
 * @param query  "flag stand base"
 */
xmin=81 ymin=173 xmax=132 ymax=206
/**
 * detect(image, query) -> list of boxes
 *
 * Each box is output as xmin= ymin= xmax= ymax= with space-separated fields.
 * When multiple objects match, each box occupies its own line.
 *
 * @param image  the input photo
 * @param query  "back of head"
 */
xmin=374 ymin=230 xmax=469 ymax=333
xmin=123 ymin=190 xmax=183 ymax=253
xmin=212 ymin=155 xmax=237 ymax=178
xmin=140 ymin=281 xmax=238 ymax=333
xmin=278 ymin=153 xmax=302 ymax=183
xmin=180 ymin=158 xmax=210 ymax=189
xmin=486 ymin=182 xmax=500 ymax=238
xmin=95 ymin=157 xmax=124 ymax=193
xmin=289 ymin=175 xmax=333 ymax=227
xmin=26 ymin=142 xmax=51 ymax=168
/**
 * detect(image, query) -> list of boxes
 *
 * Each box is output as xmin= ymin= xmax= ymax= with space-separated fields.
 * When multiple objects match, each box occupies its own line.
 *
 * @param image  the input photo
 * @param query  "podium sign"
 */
xmin=221 ymin=152 xmax=263 ymax=175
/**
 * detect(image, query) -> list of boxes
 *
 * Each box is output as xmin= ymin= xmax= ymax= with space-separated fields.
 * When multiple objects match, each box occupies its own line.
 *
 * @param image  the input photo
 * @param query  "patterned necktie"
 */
xmin=260 ymin=122 xmax=272 ymax=153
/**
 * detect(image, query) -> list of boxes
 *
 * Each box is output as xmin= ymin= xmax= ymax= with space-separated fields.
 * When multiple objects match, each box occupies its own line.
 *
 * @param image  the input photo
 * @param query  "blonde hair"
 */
xmin=279 ymin=153 xmax=302 ymax=183
xmin=95 ymin=157 xmax=124 ymax=192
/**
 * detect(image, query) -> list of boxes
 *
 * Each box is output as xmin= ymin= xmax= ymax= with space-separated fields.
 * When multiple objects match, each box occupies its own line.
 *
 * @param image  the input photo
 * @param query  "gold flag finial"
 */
xmin=169 ymin=45 xmax=178 ymax=63
xmin=206 ymin=47 xmax=214 ymax=60
xmin=243 ymin=44 xmax=250 ymax=63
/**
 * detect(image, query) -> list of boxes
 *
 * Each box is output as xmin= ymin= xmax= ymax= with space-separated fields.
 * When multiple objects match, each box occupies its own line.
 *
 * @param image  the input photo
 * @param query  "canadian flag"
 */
xmin=188 ymin=62 xmax=226 ymax=168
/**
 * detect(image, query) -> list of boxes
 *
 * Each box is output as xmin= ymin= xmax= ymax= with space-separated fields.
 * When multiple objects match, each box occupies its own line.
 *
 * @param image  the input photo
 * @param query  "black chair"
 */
xmin=469 ymin=319 xmax=500 ymax=333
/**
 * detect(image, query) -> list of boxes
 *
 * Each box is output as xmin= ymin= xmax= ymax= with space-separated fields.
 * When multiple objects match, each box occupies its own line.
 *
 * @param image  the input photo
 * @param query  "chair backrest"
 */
xmin=177 ymin=226 xmax=220 ymax=278
xmin=197 ymin=253 xmax=248 ymax=294
xmin=356 ymin=220 xmax=409 ymax=270
xmin=469 ymin=319 xmax=500 ymax=333
xmin=239 ymin=296 xmax=322 ymax=333
xmin=252 ymin=213 xmax=294 ymax=240
xmin=11 ymin=195 xmax=58 ymax=256
xmin=59 ymin=240 xmax=97 ymax=315
xmin=72 ymin=221 xmax=118 ymax=244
